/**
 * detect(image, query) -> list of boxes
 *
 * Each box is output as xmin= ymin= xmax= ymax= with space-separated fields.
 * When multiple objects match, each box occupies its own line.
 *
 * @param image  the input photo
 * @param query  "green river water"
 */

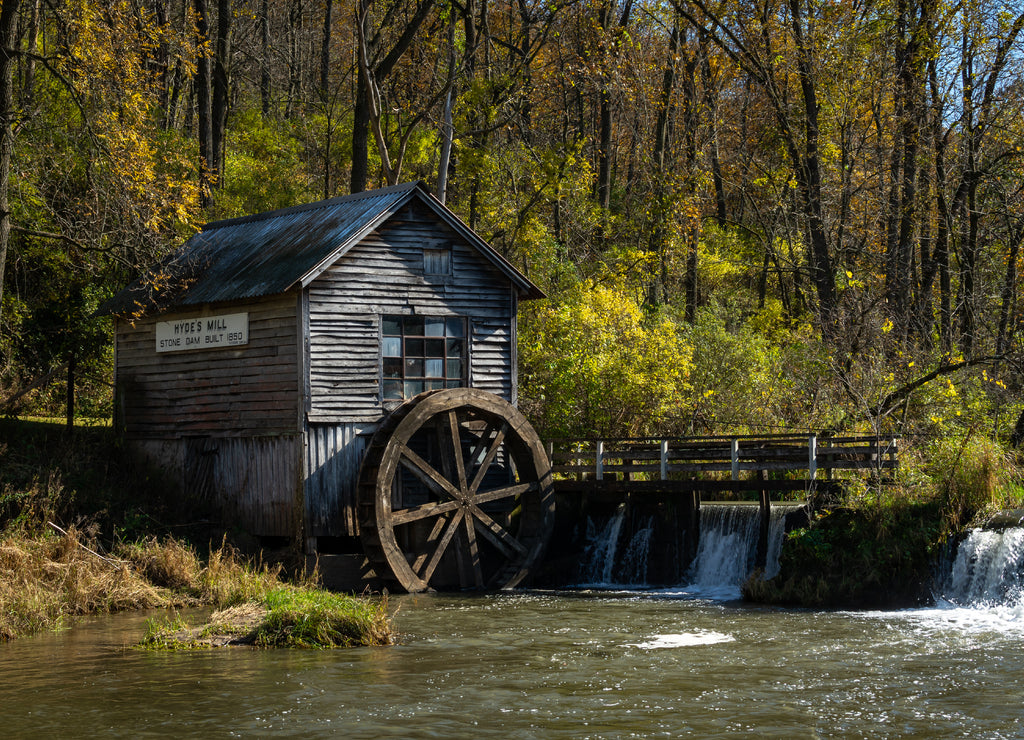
xmin=1 ymin=589 xmax=1022 ymax=739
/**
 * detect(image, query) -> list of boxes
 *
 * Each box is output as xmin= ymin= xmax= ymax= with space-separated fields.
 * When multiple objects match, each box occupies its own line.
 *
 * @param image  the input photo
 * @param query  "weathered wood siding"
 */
xmin=130 ymin=435 xmax=302 ymax=538
xmin=115 ymin=293 xmax=301 ymax=437
xmin=306 ymin=201 xmax=517 ymax=424
xmin=305 ymin=422 xmax=373 ymax=538
xmin=114 ymin=293 xmax=303 ymax=539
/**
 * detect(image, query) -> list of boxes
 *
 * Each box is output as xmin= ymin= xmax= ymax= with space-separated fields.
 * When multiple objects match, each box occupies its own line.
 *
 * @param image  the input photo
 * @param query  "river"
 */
xmin=2 ymin=522 xmax=1023 ymax=738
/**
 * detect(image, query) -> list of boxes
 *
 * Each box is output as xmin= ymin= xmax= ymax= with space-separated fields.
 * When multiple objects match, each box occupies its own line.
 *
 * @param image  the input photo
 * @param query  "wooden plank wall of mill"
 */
xmin=115 ymin=293 xmax=303 ymax=538
xmin=114 ymin=292 xmax=301 ymax=437
xmin=305 ymin=200 xmax=516 ymax=424
xmin=305 ymin=422 xmax=371 ymax=538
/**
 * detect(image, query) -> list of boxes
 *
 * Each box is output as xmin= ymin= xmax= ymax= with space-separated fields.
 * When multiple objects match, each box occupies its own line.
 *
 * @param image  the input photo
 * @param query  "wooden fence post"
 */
xmin=660 ymin=439 xmax=669 ymax=481
xmin=596 ymin=440 xmax=604 ymax=481
xmin=730 ymin=438 xmax=740 ymax=481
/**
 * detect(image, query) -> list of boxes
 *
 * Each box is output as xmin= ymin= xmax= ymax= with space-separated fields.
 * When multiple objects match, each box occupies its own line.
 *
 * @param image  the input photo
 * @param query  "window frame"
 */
xmin=380 ymin=314 xmax=468 ymax=403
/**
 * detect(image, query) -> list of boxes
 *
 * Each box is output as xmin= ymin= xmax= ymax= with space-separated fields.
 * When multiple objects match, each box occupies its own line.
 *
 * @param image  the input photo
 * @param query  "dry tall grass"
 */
xmin=0 ymin=529 xmax=315 ymax=642
xmin=0 ymin=527 xmax=175 ymax=641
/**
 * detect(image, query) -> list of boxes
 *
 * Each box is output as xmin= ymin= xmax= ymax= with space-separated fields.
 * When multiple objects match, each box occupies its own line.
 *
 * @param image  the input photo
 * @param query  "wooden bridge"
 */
xmin=546 ymin=433 xmax=899 ymax=497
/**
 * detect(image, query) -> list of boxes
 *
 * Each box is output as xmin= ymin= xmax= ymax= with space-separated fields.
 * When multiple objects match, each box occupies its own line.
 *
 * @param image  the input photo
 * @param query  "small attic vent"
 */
xmin=423 ymin=246 xmax=451 ymax=275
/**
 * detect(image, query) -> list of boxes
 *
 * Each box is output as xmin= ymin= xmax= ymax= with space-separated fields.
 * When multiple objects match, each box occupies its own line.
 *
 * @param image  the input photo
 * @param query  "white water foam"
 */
xmin=628 ymin=631 xmax=736 ymax=649
xmin=577 ymin=502 xmax=803 ymax=599
xmin=687 ymin=504 xmax=760 ymax=597
xmin=938 ymin=527 xmax=1024 ymax=606
xmin=578 ymin=506 xmax=654 ymax=587
xmin=579 ymin=504 xmax=626 ymax=585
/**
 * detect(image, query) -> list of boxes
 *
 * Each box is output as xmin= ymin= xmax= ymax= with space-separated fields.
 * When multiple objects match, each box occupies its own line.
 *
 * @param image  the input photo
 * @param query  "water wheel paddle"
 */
xmin=358 ymin=388 xmax=555 ymax=592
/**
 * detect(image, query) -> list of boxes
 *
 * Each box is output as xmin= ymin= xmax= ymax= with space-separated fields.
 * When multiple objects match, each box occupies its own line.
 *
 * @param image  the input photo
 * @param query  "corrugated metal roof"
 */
xmin=101 ymin=181 xmax=542 ymax=317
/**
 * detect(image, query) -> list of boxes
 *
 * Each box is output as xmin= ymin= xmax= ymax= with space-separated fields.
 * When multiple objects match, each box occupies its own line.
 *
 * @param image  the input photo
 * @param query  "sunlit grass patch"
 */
xmin=138 ymin=588 xmax=393 ymax=649
xmin=253 ymin=587 xmax=393 ymax=648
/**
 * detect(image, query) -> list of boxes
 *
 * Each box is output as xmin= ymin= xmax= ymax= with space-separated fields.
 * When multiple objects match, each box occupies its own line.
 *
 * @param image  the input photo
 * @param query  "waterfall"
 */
xmin=579 ymin=506 xmax=654 ymax=586
xmin=580 ymin=505 xmax=626 ymax=584
xmin=688 ymin=504 xmax=761 ymax=591
xmin=575 ymin=501 xmax=803 ymax=593
xmin=763 ymin=504 xmax=799 ymax=580
xmin=937 ymin=527 xmax=1024 ymax=607
xmin=686 ymin=503 xmax=804 ymax=595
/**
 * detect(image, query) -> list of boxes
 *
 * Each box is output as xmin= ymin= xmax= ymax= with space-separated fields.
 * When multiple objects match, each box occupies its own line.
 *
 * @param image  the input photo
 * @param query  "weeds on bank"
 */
xmin=253 ymin=587 xmax=392 ymax=648
xmin=0 ymin=527 xmax=172 ymax=642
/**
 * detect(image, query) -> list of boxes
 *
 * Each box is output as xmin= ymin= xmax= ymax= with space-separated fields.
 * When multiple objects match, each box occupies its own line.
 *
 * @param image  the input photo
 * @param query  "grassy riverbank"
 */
xmin=0 ymin=527 xmax=394 ymax=645
xmin=0 ymin=418 xmax=392 ymax=645
xmin=140 ymin=586 xmax=393 ymax=649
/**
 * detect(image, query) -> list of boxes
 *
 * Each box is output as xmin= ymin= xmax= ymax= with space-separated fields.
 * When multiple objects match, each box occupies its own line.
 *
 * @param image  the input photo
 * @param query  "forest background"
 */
xmin=1 ymin=0 xmax=1023 ymax=476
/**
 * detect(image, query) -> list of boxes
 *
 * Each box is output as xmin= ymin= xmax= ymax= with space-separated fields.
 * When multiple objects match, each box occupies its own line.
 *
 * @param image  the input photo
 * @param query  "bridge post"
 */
xmin=808 ymin=434 xmax=818 ymax=480
xmin=730 ymin=438 xmax=740 ymax=480
xmin=660 ymin=440 xmax=668 ymax=480
xmin=596 ymin=440 xmax=604 ymax=481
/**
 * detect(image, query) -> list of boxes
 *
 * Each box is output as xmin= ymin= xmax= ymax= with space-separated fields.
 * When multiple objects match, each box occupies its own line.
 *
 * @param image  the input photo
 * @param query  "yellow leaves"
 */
xmin=520 ymin=283 xmax=693 ymax=437
xmin=46 ymin=0 xmax=203 ymax=236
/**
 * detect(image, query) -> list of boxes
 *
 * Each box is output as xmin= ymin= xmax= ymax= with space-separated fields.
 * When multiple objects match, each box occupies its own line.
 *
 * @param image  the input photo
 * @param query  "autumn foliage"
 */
xmin=0 ymin=0 xmax=1020 ymax=455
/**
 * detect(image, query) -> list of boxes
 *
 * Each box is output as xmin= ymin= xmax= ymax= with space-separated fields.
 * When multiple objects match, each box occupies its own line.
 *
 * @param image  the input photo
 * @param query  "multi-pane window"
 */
xmin=382 ymin=315 xmax=467 ymax=401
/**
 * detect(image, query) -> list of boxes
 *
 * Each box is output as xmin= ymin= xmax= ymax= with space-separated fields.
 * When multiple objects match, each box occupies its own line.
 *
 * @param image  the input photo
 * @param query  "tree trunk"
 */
xmin=351 ymin=0 xmax=437 ymax=193
xmin=194 ymin=0 xmax=214 ymax=203
xmin=0 ymin=0 xmax=20 ymax=335
xmin=595 ymin=0 xmax=634 ymax=211
xmin=436 ymin=12 xmax=457 ymax=204
xmin=320 ymin=0 xmax=333 ymax=98
xmin=65 ymin=352 xmax=75 ymax=430
xmin=261 ymin=0 xmax=271 ymax=116
xmin=211 ymin=0 xmax=232 ymax=184
xmin=23 ymin=0 xmax=38 ymax=106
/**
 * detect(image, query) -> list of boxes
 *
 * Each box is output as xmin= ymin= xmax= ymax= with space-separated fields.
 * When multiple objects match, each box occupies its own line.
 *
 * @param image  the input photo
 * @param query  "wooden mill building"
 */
xmin=102 ymin=181 xmax=544 ymax=554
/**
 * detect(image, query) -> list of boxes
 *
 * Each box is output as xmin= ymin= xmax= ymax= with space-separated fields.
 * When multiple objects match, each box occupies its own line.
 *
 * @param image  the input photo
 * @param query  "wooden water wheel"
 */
xmin=358 ymin=388 xmax=555 ymax=592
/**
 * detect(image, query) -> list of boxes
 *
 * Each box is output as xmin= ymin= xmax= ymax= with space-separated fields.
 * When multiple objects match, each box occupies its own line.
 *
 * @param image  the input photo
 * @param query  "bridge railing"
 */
xmin=545 ymin=434 xmax=898 ymax=483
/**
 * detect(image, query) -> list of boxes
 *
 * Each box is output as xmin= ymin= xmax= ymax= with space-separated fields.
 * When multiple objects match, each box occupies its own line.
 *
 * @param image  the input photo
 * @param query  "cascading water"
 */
xmin=580 ymin=505 xmax=626 ymax=584
xmin=684 ymin=502 xmax=803 ymax=596
xmin=687 ymin=504 xmax=760 ymax=592
xmin=937 ymin=527 xmax=1024 ymax=607
xmin=763 ymin=504 xmax=797 ymax=579
xmin=579 ymin=505 xmax=654 ymax=586
xmin=577 ymin=501 xmax=802 ymax=594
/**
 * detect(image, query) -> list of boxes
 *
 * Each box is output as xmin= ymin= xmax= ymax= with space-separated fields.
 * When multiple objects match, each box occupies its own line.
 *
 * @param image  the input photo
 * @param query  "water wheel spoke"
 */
xmin=465 ymin=419 xmax=499 ymax=474
xmin=446 ymin=410 xmax=469 ymax=492
xmin=469 ymin=503 xmax=529 ymax=557
xmin=463 ymin=511 xmax=484 ymax=588
xmin=472 ymin=482 xmax=534 ymax=505
xmin=392 ymin=498 xmax=461 ymax=526
xmin=400 ymin=446 xmax=461 ymax=501
xmin=410 ymin=514 xmax=449 ymax=573
xmin=468 ymin=422 xmax=509 ymax=495
xmin=418 ymin=510 xmax=464 ymax=584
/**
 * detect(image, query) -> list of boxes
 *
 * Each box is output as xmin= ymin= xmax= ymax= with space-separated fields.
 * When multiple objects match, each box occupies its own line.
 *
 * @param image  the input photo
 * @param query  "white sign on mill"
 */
xmin=155 ymin=312 xmax=249 ymax=353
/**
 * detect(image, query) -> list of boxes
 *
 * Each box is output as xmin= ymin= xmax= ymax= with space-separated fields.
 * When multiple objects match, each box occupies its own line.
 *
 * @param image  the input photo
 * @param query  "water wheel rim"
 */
xmin=363 ymin=389 xmax=554 ymax=592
